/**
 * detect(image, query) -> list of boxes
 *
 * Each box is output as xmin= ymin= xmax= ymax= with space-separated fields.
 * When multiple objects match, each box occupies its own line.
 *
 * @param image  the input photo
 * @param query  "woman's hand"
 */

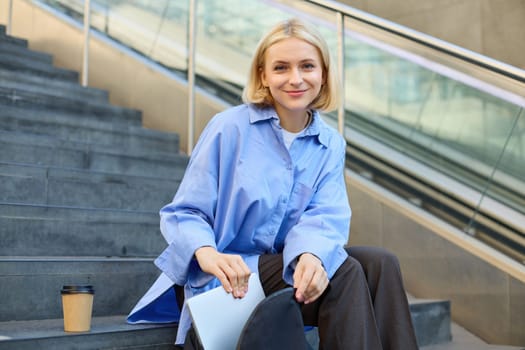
xmin=293 ymin=253 xmax=328 ymax=304
xmin=194 ymin=246 xmax=251 ymax=298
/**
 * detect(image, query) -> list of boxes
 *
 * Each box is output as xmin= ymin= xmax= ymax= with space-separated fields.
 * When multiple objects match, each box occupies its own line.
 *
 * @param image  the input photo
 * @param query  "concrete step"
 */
xmin=0 ymin=315 xmax=178 ymax=350
xmin=0 ymin=103 xmax=141 ymax=132
xmin=0 ymin=132 xmax=188 ymax=178
xmin=421 ymin=322 xmax=525 ymax=350
xmin=0 ymin=31 xmax=28 ymax=47
xmin=0 ymin=203 xmax=166 ymax=257
xmin=0 ymin=162 xmax=180 ymax=210
xmin=0 ymin=102 xmax=141 ymax=131
xmin=0 ymin=51 xmax=78 ymax=81
xmin=287 ymin=297 xmax=451 ymax=349
xmin=0 ymin=257 xmax=161 ymax=322
xmin=410 ymin=298 xmax=451 ymax=347
xmin=0 ymin=131 xmax=187 ymax=176
xmin=0 ymin=297 xmax=450 ymax=349
xmin=0 ymin=86 xmax=141 ymax=120
xmin=0 ymin=40 xmax=53 ymax=64
xmin=0 ymin=108 xmax=181 ymax=154
xmin=0 ymin=68 xmax=109 ymax=103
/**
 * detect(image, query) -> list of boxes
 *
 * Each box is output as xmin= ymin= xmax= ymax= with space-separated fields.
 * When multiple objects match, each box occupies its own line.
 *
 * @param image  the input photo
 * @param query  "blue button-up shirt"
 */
xmin=154 ymin=104 xmax=351 ymax=343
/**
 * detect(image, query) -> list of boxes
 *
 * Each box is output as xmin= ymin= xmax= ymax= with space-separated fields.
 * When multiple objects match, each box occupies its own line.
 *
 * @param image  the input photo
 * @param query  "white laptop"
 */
xmin=186 ymin=273 xmax=265 ymax=350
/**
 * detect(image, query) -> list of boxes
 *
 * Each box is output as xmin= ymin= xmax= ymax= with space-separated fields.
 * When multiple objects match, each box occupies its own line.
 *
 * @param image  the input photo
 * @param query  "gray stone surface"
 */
xmin=0 ymin=85 xmax=141 ymax=119
xmin=0 ymin=132 xmax=187 ymax=177
xmin=0 ymin=51 xmax=77 ymax=80
xmin=0 ymin=203 xmax=166 ymax=257
xmin=0 ymin=68 xmax=108 ymax=102
xmin=0 ymin=315 xmax=178 ymax=350
xmin=0 ymin=258 xmax=161 ymax=321
xmin=0 ymin=103 xmax=141 ymax=130
xmin=0 ymin=31 xmax=27 ymax=47
xmin=410 ymin=299 xmax=452 ymax=346
xmin=0 ymin=162 xmax=180 ymax=210
xmin=421 ymin=322 xmax=525 ymax=350
xmin=0 ymin=41 xmax=52 ymax=64
xmin=0 ymin=107 xmax=180 ymax=154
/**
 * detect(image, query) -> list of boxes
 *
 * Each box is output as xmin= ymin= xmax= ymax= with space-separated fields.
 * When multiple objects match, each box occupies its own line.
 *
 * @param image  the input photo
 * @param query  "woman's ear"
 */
xmin=260 ymin=67 xmax=267 ymax=87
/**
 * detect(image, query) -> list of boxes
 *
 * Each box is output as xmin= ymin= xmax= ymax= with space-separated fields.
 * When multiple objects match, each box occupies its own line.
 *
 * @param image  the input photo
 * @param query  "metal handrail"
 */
xmin=81 ymin=0 xmax=90 ymax=87
xmin=335 ymin=11 xmax=345 ymax=134
xmin=7 ymin=0 xmax=13 ymax=35
xmin=187 ymin=0 xmax=197 ymax=154
xmin=305 ymin=0 xmax=525 ymax=83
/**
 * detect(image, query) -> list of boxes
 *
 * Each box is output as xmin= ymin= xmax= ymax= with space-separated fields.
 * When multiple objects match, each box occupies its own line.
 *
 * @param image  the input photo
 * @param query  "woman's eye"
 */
xmin=274 ymin=65 xmax=287 ymax=71
xmin=302 ymin=63 xmax=315 ymax=70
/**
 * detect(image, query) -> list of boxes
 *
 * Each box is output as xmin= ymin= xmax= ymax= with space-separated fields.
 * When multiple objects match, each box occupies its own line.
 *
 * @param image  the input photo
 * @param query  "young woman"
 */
xmin=128 ymin=18 xmax=418 ymax=350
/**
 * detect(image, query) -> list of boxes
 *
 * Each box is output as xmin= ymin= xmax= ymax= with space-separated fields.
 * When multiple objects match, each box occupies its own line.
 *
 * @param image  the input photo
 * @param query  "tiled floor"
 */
xmin=421 ymin=323 xmax=524 ymax=350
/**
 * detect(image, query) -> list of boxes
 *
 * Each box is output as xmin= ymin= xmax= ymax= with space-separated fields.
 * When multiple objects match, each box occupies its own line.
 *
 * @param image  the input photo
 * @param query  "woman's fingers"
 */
xmin=194 ymin=247 xmax=251 ymax=298
xmin=218 ymin=255 xmax=251 ymax=297
xmin=293 ymin=253 xmax=328 ymax=304
xmin=213 ymin=266 xmax=234 ymax=294
xmin=235 ymin=257 xmax=252 ymax=294
xmin=304 ymin=268 xmax=328 ymax=303
xmin=293 ymin=261 xmax=313 ymax=303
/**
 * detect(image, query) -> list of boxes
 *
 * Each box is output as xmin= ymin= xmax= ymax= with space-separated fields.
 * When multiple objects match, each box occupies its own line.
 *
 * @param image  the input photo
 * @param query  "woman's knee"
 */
xmin=346 ymin=246 xmax=401 ymax=274
xmin=334 ymin=255 xmax=367 ymax=282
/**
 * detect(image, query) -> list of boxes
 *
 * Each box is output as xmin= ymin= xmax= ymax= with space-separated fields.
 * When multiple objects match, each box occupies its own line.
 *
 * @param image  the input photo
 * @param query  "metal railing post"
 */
xmin=336 ymin=11 xmax=345 ymax=135
xmin=187 ymin=0 xmax=197 ymax=154
xmin=82 ymin=0 xmax=91 ymax=87
xmin=7 ymin=0 xmax=13 ymax=35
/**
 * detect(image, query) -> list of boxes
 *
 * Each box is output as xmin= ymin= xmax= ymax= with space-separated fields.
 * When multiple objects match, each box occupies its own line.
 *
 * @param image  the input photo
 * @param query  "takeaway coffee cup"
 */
xmin=61 ymin=285 xmax=95 ymax=332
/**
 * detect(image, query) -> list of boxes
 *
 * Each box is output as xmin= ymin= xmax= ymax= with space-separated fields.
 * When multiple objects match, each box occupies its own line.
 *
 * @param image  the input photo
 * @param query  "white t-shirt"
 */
xmin=282 ymin=128 xmax=303 ymax=149
xmin=282 ymin=111 xmax=312 ymax=149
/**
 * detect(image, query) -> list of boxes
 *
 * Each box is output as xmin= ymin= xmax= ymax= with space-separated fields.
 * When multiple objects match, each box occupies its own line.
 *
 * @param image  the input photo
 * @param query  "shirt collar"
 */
xmin=248 ymin=104 xmax=330 ymax=148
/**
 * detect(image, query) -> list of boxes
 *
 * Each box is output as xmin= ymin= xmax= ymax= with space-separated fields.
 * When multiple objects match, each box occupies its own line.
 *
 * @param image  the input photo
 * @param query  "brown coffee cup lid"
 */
xmin=61 ymin=285 xmax=95 ymax=294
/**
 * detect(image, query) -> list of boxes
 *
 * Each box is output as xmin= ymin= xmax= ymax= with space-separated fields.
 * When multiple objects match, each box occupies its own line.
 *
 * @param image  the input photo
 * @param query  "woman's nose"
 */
xmin=289 ymin=68 xmax=303 ymax=85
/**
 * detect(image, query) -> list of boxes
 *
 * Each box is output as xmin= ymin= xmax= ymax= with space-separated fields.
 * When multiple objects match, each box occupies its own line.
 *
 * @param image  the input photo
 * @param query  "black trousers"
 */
xmin=179 ymin=246 xmax=419 ymax=350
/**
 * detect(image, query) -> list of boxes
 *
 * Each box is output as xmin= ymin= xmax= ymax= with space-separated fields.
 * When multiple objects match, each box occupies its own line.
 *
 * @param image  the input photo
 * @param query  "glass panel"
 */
xmin=488 ymin=107 xmax=525 ymax=186
xmin=94 ymin=0 xmax=188 ymax=72
xmin=41 ymin=0 xmax=189 ymax=72
xmin=194 ymin=0 xmax=278 ymax=101
xmin=341 ymin=16 xmax=525 ymax=217
xmin=481 ymin=107 xmax=525 ymax=211
xmin=39 ymin=0 xmax=86 ymax=21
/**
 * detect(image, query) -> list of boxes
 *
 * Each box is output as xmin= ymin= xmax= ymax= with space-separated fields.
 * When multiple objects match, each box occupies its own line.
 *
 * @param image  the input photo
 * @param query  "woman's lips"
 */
xmin=286 ymin=89 xmax=307 ymax=97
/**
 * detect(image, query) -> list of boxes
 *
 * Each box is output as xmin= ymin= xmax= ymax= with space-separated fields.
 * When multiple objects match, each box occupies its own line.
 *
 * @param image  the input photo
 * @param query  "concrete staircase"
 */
xmin=0 ymin=25 xmax=183 ymax=349
xmin=0 ymin=26 xmax=451 ymax=349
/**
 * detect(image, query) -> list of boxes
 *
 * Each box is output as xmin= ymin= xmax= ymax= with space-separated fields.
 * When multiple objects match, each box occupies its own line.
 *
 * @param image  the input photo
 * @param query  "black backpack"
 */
xmin=236 ymin=288 xmax=310 ymax=349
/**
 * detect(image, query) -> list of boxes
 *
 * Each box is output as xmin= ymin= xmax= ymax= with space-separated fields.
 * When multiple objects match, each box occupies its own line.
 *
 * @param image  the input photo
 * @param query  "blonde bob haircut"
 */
xmin=242 ymin=18 xmax=340 ymax=112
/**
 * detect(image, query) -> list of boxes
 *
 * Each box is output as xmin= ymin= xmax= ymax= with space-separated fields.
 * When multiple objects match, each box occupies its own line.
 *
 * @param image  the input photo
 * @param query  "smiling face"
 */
xmin=260 ymin=37 xmax=325 ymax=128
